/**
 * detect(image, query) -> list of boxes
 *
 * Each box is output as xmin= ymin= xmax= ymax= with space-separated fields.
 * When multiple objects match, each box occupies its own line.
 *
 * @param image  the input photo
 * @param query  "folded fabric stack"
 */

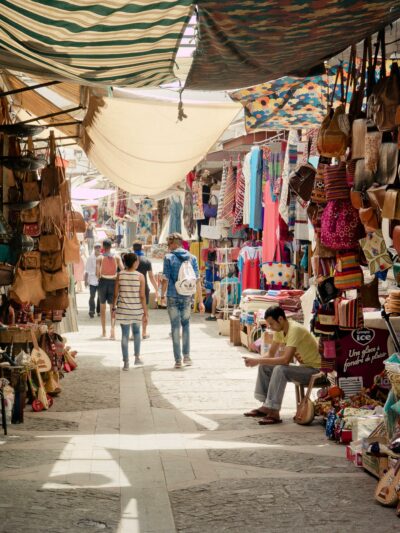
xmin=385 ymin=290 xmax=400 ymax=315
xmin=240 ymin=289 xmax=304 ymax=313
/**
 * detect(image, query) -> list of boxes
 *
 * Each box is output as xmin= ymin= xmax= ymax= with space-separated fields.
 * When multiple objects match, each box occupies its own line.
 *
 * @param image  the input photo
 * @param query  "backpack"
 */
xmin=174 ymin=254 xmax=197 ymax=296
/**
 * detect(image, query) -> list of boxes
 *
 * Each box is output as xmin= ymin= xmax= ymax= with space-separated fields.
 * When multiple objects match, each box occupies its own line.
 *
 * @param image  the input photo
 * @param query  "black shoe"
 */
xmin=205 ymin=316 xmax=217 ymax=321
xmin=89 ymin=313 xmax=94 ymax=318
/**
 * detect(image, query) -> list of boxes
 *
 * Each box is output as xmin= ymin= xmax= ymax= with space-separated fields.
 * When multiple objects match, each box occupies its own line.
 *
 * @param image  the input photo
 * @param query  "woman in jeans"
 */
xmin=113 ymin=253 xmax=148 ymax=370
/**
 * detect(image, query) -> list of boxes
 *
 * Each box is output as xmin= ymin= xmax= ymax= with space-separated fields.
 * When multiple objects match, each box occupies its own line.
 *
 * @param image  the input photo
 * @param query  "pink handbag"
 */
xmin=321 ymin=200 xmax=364 ymax=251
xmin=323 ymin=339 xmax=337 ymax=360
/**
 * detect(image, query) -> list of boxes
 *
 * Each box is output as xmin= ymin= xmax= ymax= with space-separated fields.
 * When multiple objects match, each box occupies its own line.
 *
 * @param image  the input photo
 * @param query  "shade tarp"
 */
xmin=230 ymin=63 xmax=351 ymax=131
xmin=71 ymin=187 xmax=114 ymax=202
xmin=81 ymin=95 xmax=240 ymax=196
xmin=0 ymin=0 xmax=192 ymax=86
xmin=186 ymin=0 xmax=400 ymax=90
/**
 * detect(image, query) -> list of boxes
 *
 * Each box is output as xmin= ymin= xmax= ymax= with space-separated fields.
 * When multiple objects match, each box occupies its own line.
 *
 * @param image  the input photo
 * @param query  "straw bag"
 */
xmin=262 ymin=245 xmax=296 ymax=289
xmin=30 ymin=329 xmax=51 ymax=373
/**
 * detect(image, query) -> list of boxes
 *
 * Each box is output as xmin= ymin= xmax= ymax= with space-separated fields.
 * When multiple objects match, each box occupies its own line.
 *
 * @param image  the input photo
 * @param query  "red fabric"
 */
xmin=186 ymin=171 xmax=196 ymax=190
xmin=242 ymin=255 xmax=260 ymax=290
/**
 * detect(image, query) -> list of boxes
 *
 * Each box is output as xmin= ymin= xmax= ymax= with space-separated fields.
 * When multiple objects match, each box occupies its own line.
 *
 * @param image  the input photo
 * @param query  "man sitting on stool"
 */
xmin=243 ymin=305 xmax=321 ymax=425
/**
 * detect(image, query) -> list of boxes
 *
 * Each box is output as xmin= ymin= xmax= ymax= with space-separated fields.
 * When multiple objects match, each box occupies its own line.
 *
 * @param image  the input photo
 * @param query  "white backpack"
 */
xmin=175 ymin=257 xmax=197 ymax=296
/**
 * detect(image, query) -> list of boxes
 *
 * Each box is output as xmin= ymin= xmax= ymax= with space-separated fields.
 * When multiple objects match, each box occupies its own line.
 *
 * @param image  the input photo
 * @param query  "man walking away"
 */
xmin=85 ymin=242 xmax=101 ymax=318
xmin=161 ymin=233 xmax=204 ymax=368
xmin=133 ymin=241 xmax=158 ymax=339
xmin=96 ymin=239 xmax=124 ymax=339
xmin=85 ymin=222 xmax=96 ymax=255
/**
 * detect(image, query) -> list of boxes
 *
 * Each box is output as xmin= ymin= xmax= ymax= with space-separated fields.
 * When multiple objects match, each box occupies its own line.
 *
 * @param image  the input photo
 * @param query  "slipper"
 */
xmin=142 ymin=335 xmax=150 ymax=340
xmin=244 ymin=409 xmax=269 ymax=418
xmin=258 ymin=416 xmax=282 ymax=425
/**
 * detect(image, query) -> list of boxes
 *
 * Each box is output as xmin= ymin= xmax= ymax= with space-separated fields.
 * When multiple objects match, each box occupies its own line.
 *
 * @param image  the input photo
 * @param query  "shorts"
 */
xmin=98 ymin=278 xmax=116 ymax=305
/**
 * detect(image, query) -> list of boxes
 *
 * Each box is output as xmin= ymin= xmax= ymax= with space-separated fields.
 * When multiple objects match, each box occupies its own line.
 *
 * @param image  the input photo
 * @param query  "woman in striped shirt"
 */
xmin=113 ymin=253 xmax=148 ymax=370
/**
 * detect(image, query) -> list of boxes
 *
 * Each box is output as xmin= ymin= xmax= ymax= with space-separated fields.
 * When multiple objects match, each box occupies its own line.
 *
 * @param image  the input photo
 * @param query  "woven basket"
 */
xmin=387 ymin=370 xmax=400 ymax=398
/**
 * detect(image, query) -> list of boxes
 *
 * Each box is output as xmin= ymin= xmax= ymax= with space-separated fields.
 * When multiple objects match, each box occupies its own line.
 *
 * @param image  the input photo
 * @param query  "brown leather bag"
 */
xmin=350 ymin=189 xmax=364 ymax=210
xmin=359 ymin=207 xmax=379 ymax=232
xmin=39 ymin=289 xmax=69 ymax=311
xmin=382 ymin=189 xmax=400 ymax=219
xmin=294 ymin=372 xmax=325 ymax=425
xmin=360 ymin=277 xmax=380 ymax=309
xmin=375 ymin=143 xmax=399 ymax=185
xmin=22 ymin=180 xmax=40 ymax=202
xmin=393 ymin=226 xmax=400 ymax=255
xmin=63 ymin=231 xmax=80 ymax=264
xmin=41 ymin=165 xmax=64 ymax=198
xmin=20 ymin=205 xmax=39 ymax=223
xmin=67 ymin=211 xmax=86 ymax=234
xmin=42 ymin=267 xmax=69 ymax=292
xmin=367 ymin=186 xmax=387 ymax=211
xmin=10 ymin=266 xmax=45 ymax=305
xmin=21 ymin=251 xmax=41 ymax=270
xmin=0 ymin=263 xmax=14 ymax=286
xmin=41 ymin=251 xmax=64 ymax=273
xmin=39 ymin=234 xmax=62 ymax=253
xmin=369 ymin=62 xmax=400 ymax=132
xmin=40 ymin=195 xmax=64 ymax=233
xmin=317 ymin=104 xmax=349 ymax=158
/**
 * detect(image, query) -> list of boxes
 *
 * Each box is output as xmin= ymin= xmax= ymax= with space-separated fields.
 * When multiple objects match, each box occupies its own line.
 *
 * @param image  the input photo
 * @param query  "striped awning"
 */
xmin=0 ymin=0 xmax=192 ymax=86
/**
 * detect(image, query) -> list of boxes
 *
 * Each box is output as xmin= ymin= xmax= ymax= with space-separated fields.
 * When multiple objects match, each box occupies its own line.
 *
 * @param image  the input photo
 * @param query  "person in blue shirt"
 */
xmin=161 ymin=233 xmax=204 ymax=368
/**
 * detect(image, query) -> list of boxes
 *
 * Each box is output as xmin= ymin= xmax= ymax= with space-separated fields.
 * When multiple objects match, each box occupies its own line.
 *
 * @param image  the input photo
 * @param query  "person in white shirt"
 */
xmin=84 ymin=243 xmax=101 ymax=318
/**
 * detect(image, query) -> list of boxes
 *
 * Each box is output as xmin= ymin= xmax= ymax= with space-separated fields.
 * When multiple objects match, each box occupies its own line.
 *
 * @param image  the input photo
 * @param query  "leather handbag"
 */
xmin=350 ymin=189 xmax=365 ymax=210
xmin=39 ymin=234 xmax=62 ymax=253
xmin=382 ymin=189 xmax=400 ymax=219
xmin=294 ymin=373 xmax=325 ymax=425
xmin=359 ymin=207 xmax=379 ymax=232
xmin=367 ymin=185 xmax=387 ymax=211
xmin=316 ymin=276 xmax=340 ymax=304
xmin=289 ymin=163 xmax=316 ymax=202
xmin=354 ymin=159 xmax=374 ymax=192
xmin=10 ymin=266 xmax=45 ymax=305
xmin=39 ymin=288 xmax=69 ymax=311
xmin=351 ymin=119 xmax=367 ymax=159
xmin=321 ymin=200 xmax=364 ymax=251
xmin=317 ymin=104 xmax=350 ymax=158
xmin=41 ymin=165 xmax=65 ymax=198
xmin=67 ymin=210 xmax=86 ymax=234
xmin=20 ymin=205 xmax=39 ymax=223
xmin=22 ymin=180 xmax=40 ymax=202
xmin=40 ymin=195 xmax=64 ymax=233
xmin=0 ymin=263 xmax=14 ymax=286
xmin=21 ymin=251 xmax=41 ymax=270
xmin=23 ymin=223 xmax=40 ymax=238
xmin=42 ymin=267 xmax=69 ymax=292
xmin=324 ymin=163 xmax=349 ymax=201
xmin=393 ymin=226 xmax=400 ymax=255
xmin=203 ymin=195 xmax=218 ymax=219
xmin=63 ymin=231 xmax=80 ymax=264
xmin=334 ymin=253 xmax=363 ymax=290
xmin=360 ymin=277 xmax=380 ymax=309
xmin=375 ymin=143 xmax=399 ymax=185
xmin=41 ymin=251 xmax=64 ymax=273
xmin=369 ymin=62 xmax=400 ymax=132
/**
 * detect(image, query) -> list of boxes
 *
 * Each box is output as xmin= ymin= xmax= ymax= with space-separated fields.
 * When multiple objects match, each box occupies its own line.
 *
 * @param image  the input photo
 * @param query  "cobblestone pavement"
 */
xmin=0 ymin=291 xmax=398 ymax=532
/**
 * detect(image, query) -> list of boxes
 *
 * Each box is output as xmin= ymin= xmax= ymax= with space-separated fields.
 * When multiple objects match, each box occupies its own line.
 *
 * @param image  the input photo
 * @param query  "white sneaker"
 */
xmin=183 ymin=357 xmax=193 ymax=366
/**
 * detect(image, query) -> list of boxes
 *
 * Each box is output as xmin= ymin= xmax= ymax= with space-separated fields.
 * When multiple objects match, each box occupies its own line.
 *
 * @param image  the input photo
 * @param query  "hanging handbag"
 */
xmin=20 ymin=205 xmax=39 ymax=223
xmin=359 ymin=206 xmax=379 ymax=233
xmin=22 ymin=180 xmax=40 ymax=203
xmin=334 ymin=253 xmax=363 ymax=290
xmin=21 ymin=251 xmax=41 ymax=270
xmin=261 ymin=245 xmax=296 ymax=289
xmin=393 ymin=226 xmax=400 ymax=255
xmin=324 ymin=163 xmax=350 ymax=201
xmin=316 ymin=276 xmax=340 ymax=304
xmin=313 ymin=301 xmax=337 ymax=336
xmin=353 ymin=159 xmax=374 ymax=192
xmin=351 ymin=119 xmax=367 ymax=159
xmin=310 ymin=164 xmax=327 ymax=204
xmin=359 ymin=230 xmax=393 ymax=274
xmin=335 ymin=296 xmax=364 ymax=330
xmin=42 ymin=267 xmax=69 ymax=292
xmin=382 ymin=189 xmax=400 ymax=219
xmin=40 ymin=195 xmax=64 ymax=233
xmin=367 ymin=185 xmax=387 ymax=212
xmin=41 ymin=251 xmax=64 ymax=273
xmin=30 ymin=329 xmax=52 ymax=373
xmin=67 ymin=210 xmax=86 ymax=234
xmin=203 ymin=195 xmax=218 ymax=219
xmin=41 ymin=164 xmax=65 ymax=198
xmin=39 ymin=288 xmax=69 ymax=311
xmin=321 ymin=200 xmax=364 ymax=251
xmin=200 ymin=223 xmax=222 ymax=240
xmin=375 ymin=143 xmax=398 ymax=185
xmin=23 ymin=223 xmax=41 ymax=238
xmin=317 ymin=66 xmax=350 ymax=158
xmin=289 ymin=139 xmax=316 ymax=202
xmin=39 ymin=233 xmax=62 ymax=253
xmin=10 ymin=264 xmax=45 ymax=305
xmin=360 ymin=277 xmax=380 ymax=309
xmin=350 ymin=189 xmax=365 ymax=210
xmin=0 ymin=263 xmax=14 ymax=286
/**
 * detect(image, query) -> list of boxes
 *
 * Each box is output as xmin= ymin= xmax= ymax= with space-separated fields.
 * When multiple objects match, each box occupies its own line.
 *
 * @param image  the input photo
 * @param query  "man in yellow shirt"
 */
xmin=243 ymin=305 xmax=321 ymax=425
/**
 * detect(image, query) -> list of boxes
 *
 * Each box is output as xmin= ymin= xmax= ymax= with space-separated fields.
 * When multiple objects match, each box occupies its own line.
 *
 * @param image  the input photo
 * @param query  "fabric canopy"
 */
xmin=71 ymin=187 xmax=114 ymax=202
xmin=81 ymin=94 xmax=240 ymax=196
xmin=186 ymin=0 xmax=400 ymax=90
xmin=230 ymin=63 xmax=351 ymax=131
xmin=0 ymin=0 xmax=192 ymax=86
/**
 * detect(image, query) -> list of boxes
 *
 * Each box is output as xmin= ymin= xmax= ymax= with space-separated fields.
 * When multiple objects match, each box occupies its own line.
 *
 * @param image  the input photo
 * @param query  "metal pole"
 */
xmin=0 ymin=80 xmax=61 ymax=98
xmin=18 ymin=106 xmax=82 ymax=124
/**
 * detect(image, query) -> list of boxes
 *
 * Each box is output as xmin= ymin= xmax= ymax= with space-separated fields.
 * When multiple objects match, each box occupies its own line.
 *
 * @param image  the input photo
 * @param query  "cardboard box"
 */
xmin=217 ymin=319 xmax=230 ymax=336
xmin=362 ymin=453 xmax=389 ymax=479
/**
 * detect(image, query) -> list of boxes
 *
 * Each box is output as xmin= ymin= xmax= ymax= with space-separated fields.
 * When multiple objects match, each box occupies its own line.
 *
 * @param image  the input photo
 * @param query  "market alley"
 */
xmin=0 ymin=294 xmax=398 ymax=533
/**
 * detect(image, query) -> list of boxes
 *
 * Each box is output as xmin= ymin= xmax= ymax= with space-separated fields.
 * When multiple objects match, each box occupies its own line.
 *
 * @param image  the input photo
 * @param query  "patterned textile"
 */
xmin=114 ymin=187 xmax=127 ymax=218
xmin=192 ymin=179 xmax=204 ymax=220
xmin=221 ymin=159 xmax=236 ymax=227
xmin=234 ymin=156 xmax=245 ymax=231
xmin=136 ymin=198 xmax=154 ymax=243
xmin=217 ymin=161 xmax=228 ymax=227
xmin=279 ymin=131 xmax=299 ymax=224
xmin=231 ymin=64 xmax=352 ymax=131
xmin=183 ymin=185 xmax=195 ymax=237
xmin=324 ymin=163 xmax=350 ymax=201
xmin=0 ymin=0 xmax=192 ymax=86
xmin=186 ymin=1 xmax=397 ymax=90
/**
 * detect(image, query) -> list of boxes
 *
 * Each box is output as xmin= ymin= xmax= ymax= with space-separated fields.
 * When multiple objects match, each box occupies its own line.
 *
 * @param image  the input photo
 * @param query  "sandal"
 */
xmin=142 ymin=335 xmax=150 ymax=340
xmin=243 ymin=408 xmax=269 ymax=418
xmin=258 ymin=416 xmax=283 ymax=425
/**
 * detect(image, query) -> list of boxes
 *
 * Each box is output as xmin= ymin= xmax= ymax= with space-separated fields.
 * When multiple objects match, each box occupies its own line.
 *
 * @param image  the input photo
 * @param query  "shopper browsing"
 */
xmin=243 ymin=305 xmax=321 ymax=425
xmin=133 ymin=241 xmax=159 ymax=339
xmin=161 ymin=233 xmax=205 ymax=368
xmin=96 ymin=239 xmax=124 ymax=339
xmin=113 ymin=253 xmax=148 ymax=371
xmin=84 ymin=242 xmax=101 ymax=318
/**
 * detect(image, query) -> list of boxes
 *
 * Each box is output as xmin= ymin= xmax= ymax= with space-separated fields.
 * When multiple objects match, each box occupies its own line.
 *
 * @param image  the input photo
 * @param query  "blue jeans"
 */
xmin=120 ymin=323 xmax=141 ymax=362
xmin=167 ymin=297 xmax=191 ymax=362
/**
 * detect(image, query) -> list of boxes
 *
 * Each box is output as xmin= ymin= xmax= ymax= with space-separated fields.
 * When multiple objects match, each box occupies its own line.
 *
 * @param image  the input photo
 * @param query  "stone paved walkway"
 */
xmin=0 ymin=293 xmax=399 ymax=532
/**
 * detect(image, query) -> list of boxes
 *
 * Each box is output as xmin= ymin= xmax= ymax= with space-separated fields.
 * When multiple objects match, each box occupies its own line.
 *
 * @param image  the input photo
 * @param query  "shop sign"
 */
xmin=336 ymin=328 xmax=388 ymax=389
